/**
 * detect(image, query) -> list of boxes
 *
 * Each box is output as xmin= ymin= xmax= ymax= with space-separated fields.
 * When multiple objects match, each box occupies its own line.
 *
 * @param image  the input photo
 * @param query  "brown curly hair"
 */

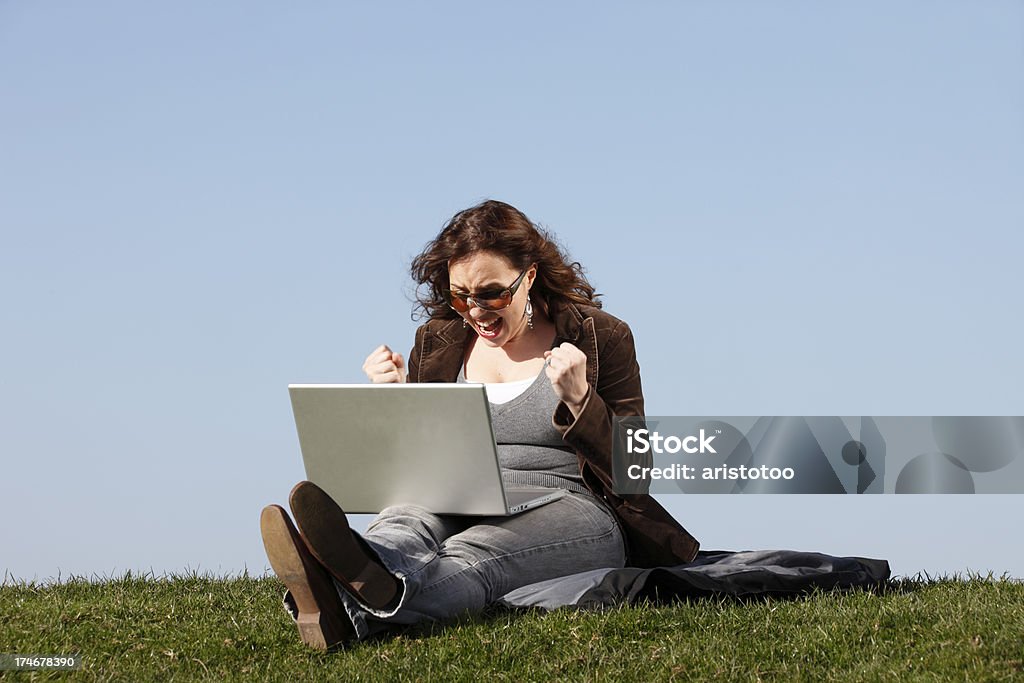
xmin=411 ymin=200 xmax=601 ymax=320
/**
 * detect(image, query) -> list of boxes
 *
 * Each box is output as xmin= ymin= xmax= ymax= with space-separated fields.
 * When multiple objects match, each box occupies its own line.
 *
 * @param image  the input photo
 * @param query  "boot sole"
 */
xmin=260 ymin=504 xmax=353 ymax=650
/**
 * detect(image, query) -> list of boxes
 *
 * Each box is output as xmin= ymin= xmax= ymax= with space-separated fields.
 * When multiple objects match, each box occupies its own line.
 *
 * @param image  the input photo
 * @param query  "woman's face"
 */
xmin=447 ymin=251 xmax=535 ymax=348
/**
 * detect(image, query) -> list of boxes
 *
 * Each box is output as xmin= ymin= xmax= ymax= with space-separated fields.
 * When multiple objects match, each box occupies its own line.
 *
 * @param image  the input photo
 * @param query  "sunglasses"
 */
xmin=447 ymin=267 xmax=530 ymax=313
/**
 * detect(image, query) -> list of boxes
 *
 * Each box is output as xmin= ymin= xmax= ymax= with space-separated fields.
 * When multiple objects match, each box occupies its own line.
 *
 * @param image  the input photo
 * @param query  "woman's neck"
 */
xmin=464 ymin=314 xmax=556 ymax=382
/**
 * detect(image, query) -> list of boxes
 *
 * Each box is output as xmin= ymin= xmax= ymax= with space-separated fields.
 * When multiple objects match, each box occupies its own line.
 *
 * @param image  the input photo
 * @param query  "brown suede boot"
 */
xmin=288 ymin=480 xmax=401 ymax=611
xmin=260 ymin=504 xmax=354 ymax=650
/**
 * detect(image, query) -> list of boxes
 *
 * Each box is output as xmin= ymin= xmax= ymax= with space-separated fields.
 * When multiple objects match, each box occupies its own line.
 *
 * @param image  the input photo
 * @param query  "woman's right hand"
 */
xmin=363 ymin=344 xmax=407 ymax=383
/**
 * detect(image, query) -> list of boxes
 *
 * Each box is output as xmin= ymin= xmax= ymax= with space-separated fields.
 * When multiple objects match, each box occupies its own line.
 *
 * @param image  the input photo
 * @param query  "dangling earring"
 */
xmin=462 ymin=318 xmax=468 ymax=328
xmin=525 ymin=297 xmax=534 ymax=330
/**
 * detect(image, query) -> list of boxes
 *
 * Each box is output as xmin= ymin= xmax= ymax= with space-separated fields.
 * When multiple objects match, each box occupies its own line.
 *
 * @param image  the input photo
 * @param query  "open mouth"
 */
xmin=475 ymin=317 xmax=504 ymax=339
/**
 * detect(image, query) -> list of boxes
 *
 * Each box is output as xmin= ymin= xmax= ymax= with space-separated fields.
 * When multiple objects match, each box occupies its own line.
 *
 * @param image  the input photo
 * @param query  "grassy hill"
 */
xmin=2 ymin=573 xmax=1022 ymax=681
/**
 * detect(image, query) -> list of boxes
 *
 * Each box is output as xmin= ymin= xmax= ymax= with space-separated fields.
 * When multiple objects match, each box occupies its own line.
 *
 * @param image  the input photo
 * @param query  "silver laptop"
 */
xmin=288 ymin=383 xmax=566 ymax=515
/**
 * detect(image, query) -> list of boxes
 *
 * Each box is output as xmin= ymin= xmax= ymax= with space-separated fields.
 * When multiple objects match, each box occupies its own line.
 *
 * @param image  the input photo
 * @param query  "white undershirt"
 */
xmin=482 ymin=376 xmax=536 ymax=404
xmin=459 ymin=367 xmax=537 ymax=405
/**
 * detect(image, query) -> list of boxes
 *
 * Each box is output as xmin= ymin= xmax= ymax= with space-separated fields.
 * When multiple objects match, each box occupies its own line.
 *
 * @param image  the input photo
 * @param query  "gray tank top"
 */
xmin=460 ymin=369 xmax=590 ymax=495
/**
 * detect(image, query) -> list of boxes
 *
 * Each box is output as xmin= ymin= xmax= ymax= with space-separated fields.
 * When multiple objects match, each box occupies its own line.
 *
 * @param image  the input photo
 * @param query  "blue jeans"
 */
xmin=334 ymin=491 xmax=625 ymax=639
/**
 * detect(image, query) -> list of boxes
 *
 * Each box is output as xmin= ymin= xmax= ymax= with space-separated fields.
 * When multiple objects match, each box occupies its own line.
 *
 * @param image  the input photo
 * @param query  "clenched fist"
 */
xmin=363 ymin=344 xmax=407 ymax=383
xmin=544 ymin=342 xmax=588 ymax=417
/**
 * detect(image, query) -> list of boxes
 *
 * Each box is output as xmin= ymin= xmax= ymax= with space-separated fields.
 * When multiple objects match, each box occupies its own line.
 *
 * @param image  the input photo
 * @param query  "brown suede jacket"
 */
xmin=406 ymin=300 xmax=700 ymax=568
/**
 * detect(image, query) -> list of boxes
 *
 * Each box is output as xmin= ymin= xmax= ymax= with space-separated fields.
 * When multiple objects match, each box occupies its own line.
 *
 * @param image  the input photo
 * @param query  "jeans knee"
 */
xmin=366 ymin=504 xmax=448 ymax=548
xmin=375 ymin=503 xmax=433 ymax=522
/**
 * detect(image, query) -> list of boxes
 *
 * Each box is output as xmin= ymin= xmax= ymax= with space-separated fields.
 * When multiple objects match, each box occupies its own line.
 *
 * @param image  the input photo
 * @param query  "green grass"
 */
xmin=1 ymin=573 xmax=1022 ymax=682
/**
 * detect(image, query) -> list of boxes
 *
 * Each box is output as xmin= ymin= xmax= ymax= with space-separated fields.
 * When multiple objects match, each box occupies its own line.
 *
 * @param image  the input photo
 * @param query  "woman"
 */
xmin=261 ymin=200 xmax=699 ymax=649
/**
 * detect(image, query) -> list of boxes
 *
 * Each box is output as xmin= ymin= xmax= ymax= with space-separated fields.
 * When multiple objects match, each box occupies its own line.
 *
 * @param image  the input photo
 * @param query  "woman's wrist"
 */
xmin=564 ymin=388 xmax=589 ymax=419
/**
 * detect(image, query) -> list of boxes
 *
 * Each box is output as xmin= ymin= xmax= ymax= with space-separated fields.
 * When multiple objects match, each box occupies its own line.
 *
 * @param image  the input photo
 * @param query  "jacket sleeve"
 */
xmin=406 ymin=325 xmax=426 ymax=383
xmin=553 ymin=316 xmax=700 ymax=567
xmin=551 ymin=319 xmax=644 ymax=493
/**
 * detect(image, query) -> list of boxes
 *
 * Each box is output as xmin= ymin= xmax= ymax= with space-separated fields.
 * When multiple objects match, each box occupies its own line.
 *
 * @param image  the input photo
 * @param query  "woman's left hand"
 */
xmin=544 ymin=342 xmax=589 ymax=418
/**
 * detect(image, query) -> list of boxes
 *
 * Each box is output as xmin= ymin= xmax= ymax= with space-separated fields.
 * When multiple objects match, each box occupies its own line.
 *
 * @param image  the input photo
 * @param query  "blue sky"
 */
xmin=2 ymin=2 xmax=1022 ymax=582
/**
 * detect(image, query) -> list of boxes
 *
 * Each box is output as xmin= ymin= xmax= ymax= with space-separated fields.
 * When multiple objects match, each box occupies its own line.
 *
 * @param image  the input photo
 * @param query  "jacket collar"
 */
xmin=551 ymin=298 xmax=585 ymax=343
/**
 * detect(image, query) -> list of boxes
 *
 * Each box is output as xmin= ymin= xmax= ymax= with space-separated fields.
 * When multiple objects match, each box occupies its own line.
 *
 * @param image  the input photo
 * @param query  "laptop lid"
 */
xmin=289 ymin=383 xmax=518 ymax=515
